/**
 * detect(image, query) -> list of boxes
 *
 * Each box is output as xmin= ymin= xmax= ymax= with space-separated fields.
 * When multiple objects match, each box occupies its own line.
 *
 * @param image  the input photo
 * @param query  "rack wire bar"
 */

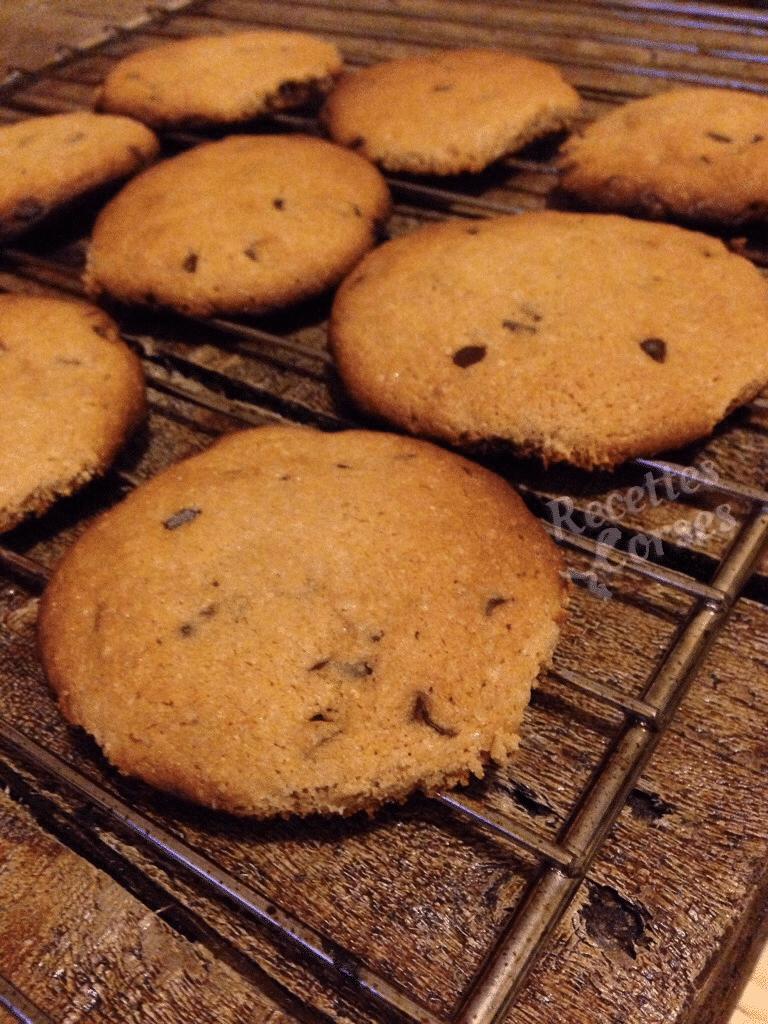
xmin=141 ymin=364 xmax=287 ymax=428
xmin=454 ymin=498 xmax=768 ymax=1024
xmin=0 ymin=0 xmax=203 ymax=95
xmin=545 ymin=522 xmax=728 ymax=601
xmin=2 ymin=4 xmax=768 ymax=1021
xmin=0 ymin=720 xmax=446 ymax=1024
xmin=637 ymin=456 xmax=768 ymax=507
xmin=546 ymin=667 xmax=661 ymax=724
xmin=570 ymin=0 xmax=768 ymax=25
xmin=3 ymin=487 xmax=765 ymax=1024
xmin=134 ymin=339 xmax=354 ymax=431
xmin=0 ymin=547 xmax=49 ymax=591
xmin=0 ymin=974 xmax=57 ymax=1024
xmin=1 ymin=248 xmax=332 ymax=378
xmin=201 ymin=315 xmax=334 ymax=371
xmin=385 ymin=178 xmax=530 ymax=217
xmin=433 ymin=792 xmax=575 ymax=871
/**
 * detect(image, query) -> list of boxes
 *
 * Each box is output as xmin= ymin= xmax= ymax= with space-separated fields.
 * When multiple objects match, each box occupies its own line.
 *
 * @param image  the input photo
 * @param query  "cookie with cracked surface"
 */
xmin=329 ymin=211 xmax=768 ymax=469
xmin=95 ymin=29 xmax=344 ymax=130
xmin=0 ymin=111 xmax=159 ymax=241
xmin=37 ymin=426 xmax=568 ymax=818
xmin=557 ymin=87 xmax=768 ymax=226
xmin=83 ymin=133 xmax=392 ymax=316
xmin=0 ymin=294 xmax=145 ymax=533
xmin=320 ymin=47 xmax=581 ymax=174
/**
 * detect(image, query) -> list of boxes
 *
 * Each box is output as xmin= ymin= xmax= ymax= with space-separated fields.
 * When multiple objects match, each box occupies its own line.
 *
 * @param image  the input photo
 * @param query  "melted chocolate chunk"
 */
xmin=502 ymin=309 xmax=540 ymax=334
xmin=452 ymin=345 xmax=487 ymax=368
xmin=272 ymin=197 xmax=285 ymax=210
xmin=182 ymin=252 xmax=198 ymax=273
xmin=705 ymin=130 xmax=732 ymax=143
xmin=485 ymin=596 xmax=510 ymax=616
xmin=502 ymin=320 xmax=536 ymax=334
xmin=639 ymin=337 xmax=667 ymax=363
xmin=412 ymin=692 xmax=457 ymax=737
xmin=163 ymin=506 xmax=202 ymax=530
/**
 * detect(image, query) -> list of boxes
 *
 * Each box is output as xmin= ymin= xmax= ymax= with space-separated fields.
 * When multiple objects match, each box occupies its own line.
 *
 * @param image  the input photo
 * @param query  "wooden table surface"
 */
xmin=2 ymin=4 xmax=768 ymax=1024
xmin=0 ymin=0 xmax=185 ymax=80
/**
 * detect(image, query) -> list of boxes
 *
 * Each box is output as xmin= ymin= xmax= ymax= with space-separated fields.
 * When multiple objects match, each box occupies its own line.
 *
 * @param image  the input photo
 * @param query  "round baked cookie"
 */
xmin=320 ymin=48 xmax=581 ymax=174
xmin=83 ymin=133 xmax=393 ymax=316
xmin=95 ymin=30 xmax=344 ymax=130
xmin=557 ymin=87 xmax=768 ymax=226
xmin=0 ymin=111 xmax=159 ymax=241
xmin=37 ymin=426 xmax=568 ymax=818
xmin=0 ymin=294 xmax=145 ymax=533
xmin=329 ymin=211 xmax=768 ymax=470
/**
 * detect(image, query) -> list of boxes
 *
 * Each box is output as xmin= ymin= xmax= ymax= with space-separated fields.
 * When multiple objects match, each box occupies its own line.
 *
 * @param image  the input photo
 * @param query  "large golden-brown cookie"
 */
xmin=0 ymin=294 xmax=145 ymax=533
xmin=37 ymin=426 xmax=568 ymax=818
xmin=95 ymin=29 xmax=344 ymax=129
xmin=329 ymin=211 xmax=768 ymax=469
xmin=83 ymin=133 xmax=393 ymax=316
xmin=0 ymin=111 xmax=159 ymax=241
xmin=557 ymin=87 xmax=768 ymax=226
xmin=321 ymin=48 xmax=581 ymax=174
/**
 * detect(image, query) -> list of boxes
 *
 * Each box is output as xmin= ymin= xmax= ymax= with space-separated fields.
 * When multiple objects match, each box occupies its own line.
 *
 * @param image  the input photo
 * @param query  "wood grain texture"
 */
xmin=1 ymin=545 xmax=767 ymax=1023
xmin=0 ymin=788 xmax=298 ymax=1024
xmin=0 ymin=0 xmax=193 ymax=79
xmin=2 ymin=3 xmax=768 ymax=1024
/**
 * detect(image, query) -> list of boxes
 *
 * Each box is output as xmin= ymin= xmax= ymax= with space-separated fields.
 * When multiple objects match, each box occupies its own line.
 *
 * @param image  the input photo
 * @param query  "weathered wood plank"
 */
xmin=515 ymin=717 xmax=768 ymax=1024
xmin=2 ymin=3 xmax=768 ymax=1024
xmin=1 ymin=551 xmax=768 ymax=1023
xmin=0 ymin=0 xmax=195 ymax=79
xmin=0 ymin=787 xmax=297 ymax=1024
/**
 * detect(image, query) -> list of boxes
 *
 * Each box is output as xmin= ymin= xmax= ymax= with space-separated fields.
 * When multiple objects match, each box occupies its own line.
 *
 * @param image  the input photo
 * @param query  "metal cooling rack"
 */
xmin=3 ymin=3 xmax=768 ymax=1023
